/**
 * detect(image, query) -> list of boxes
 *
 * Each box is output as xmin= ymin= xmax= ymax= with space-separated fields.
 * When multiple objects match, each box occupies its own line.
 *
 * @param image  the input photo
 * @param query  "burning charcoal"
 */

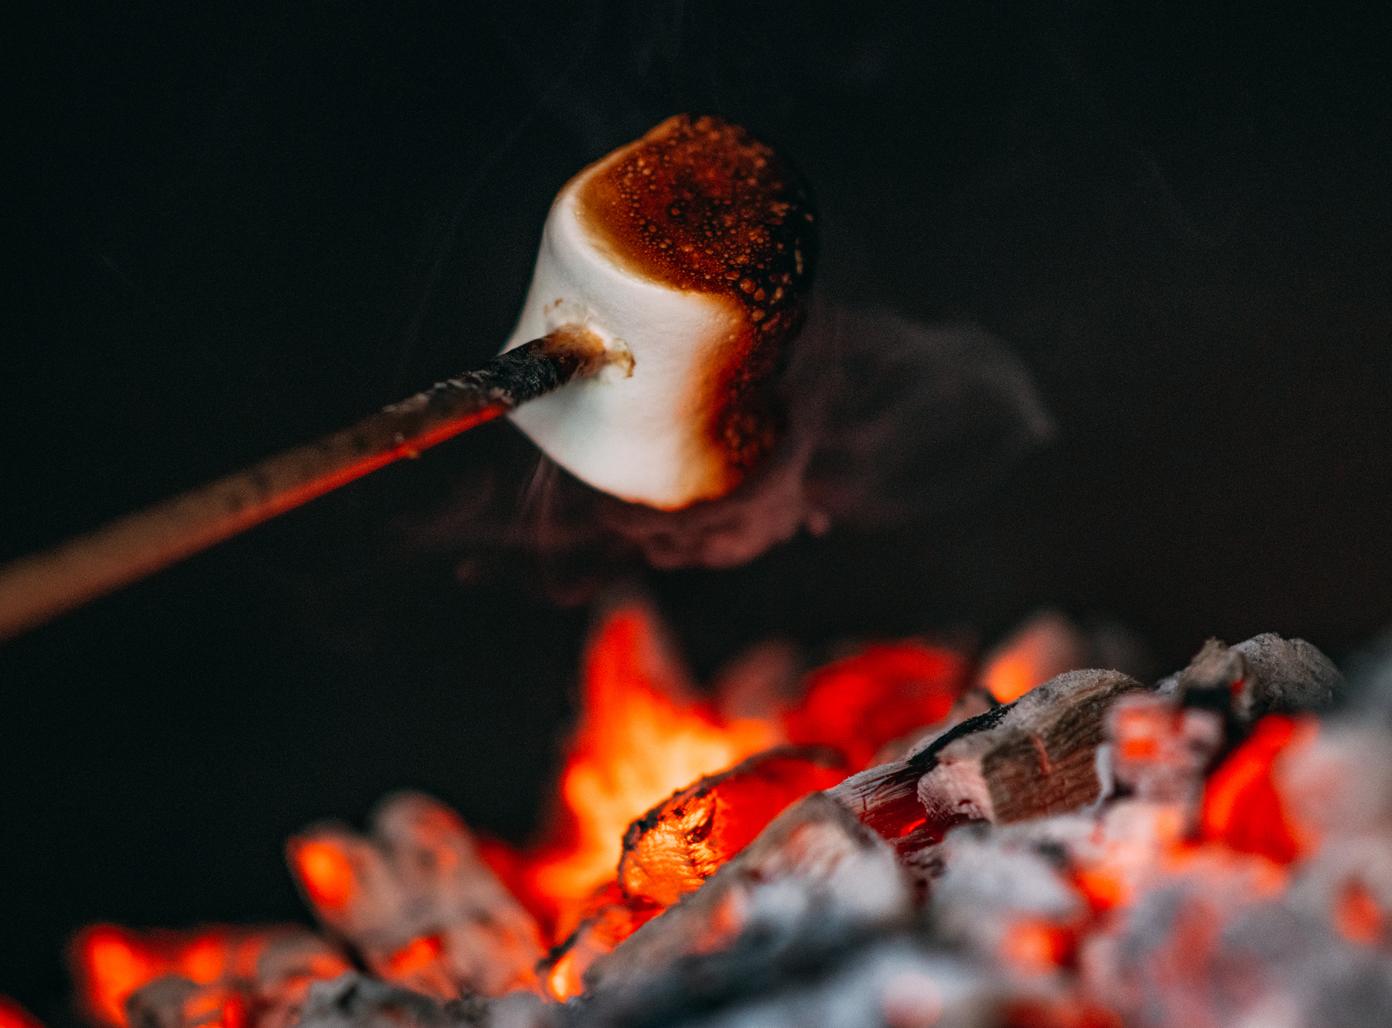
xmin=930 ymin=820 xmax=1090 ymax=972
xmin=1198 ymin=715 xmax=1318 ymax=865
xmin=72 ymin=924 xmax=345 ymax=1028
xmin=1164 ymin=634 xmax=1342 ymax=723
xmin=585 ymin=794 xmax=913 ymax=999
xmin=1290 ymin=836 xmax=1392 ymax=948
xmin=1104 ymin=691 xmax=1222 ymax=803
xmin=578 ymin=938 xmax=1010 ymax=1028
xmin=826 ymin=693 xmax=1005 ymax=855
xmin=0 ymin=998 xmax=42 ymax=1028
xmin=914 ymin=669 xmax=1145 ymax=827
xmin=294 ymin=974 xmax=451 ymax=1027
xmin=618 ymin=747 xmax=847 ymax=907
xmin=124 ymin=977 xmax=246 ymax=1028
xmin=827 ymin=759 xmax=937 ymax=857
xmin=782 ymin=642 xmax=967 ymax=768
xmin=539 ymin=886 xmax=659 ymax=1002
xmin=254 ymin=932 xmax=358 ymax=1028
xmin=517 ymin=603 xmax=780 ymax=927
xmin=1281 ymin=724 xmax=1392 ymax=837
xmin=287 ymin=792 xmax=544 ymax=999
xmin=1081 ymin=859 xmax=1392 ymax=1028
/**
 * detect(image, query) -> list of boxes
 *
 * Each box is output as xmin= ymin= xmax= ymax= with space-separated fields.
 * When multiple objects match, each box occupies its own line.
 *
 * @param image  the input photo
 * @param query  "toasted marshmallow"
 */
xmin=501 ymin=115 xmax=815 ymax=510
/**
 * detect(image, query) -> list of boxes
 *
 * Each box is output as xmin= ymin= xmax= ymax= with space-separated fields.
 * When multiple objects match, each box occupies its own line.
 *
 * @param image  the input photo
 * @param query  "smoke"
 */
xmin=402 ymin=299 xmax=1054 ymax=591
xmin=597 ymin=300 xmax=1056 ymax=568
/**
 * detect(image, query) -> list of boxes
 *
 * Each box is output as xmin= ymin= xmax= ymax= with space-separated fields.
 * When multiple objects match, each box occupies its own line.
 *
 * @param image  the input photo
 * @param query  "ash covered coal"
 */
xmin=57 ymin=614 xmax=1392 ymax=1028
xmin=406 ymin=302 xmax=1053 ymax=583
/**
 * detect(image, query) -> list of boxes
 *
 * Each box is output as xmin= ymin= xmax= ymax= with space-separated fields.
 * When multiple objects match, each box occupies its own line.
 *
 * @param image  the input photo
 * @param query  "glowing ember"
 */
xmin=1001 ymin=918 xmax=1074 ymax=972
xmin=288 ymin=839 xmax=357 ymax=914
xmin=618 ymin=747 xmax=847 ymax=906
xmin=64 ymin=620 xmax=1371 ymax=1027
xmin=0 ymin=998 xmax=42 ymax=1028
xmin=70 ymin=923 xmax=350 ymax=1027
xmin=1200 ymin=714 xmax=1318 ymax=864
xmin=783 ymin=642 xmax=966 ymax=766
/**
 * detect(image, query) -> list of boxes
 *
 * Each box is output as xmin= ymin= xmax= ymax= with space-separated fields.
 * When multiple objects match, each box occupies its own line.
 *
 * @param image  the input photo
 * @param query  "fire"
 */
xmin=72 ymin=926 xmax=261 ymax=1026
xmin=1001 ymin=919 xmax=1075 ymax=972
xmin=62 ymin=618 xmax=1366 ymax=1024
xmin=1336 ymin=879 xmax=1386 ymax=945
xmin=288 ymin=839 xmax=357 ymax=913
xmin=0 ymin=998 xmax=42 ymax=1028
xmin=784 ymin=642 xmax=964 ymax=766
xmin=1199 ymin=714 xmax=1317 ymax=864
xmin=517 ymin=606 xmax=780 ymax=924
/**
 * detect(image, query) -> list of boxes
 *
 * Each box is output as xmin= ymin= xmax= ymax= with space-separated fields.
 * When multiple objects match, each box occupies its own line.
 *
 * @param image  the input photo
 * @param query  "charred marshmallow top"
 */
xmin=501 ymin=114 xmax=815 ymax=510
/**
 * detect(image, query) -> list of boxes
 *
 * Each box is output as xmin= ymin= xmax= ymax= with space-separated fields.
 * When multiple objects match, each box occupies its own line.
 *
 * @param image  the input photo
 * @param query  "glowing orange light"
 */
xmin=0 ymin=997 xmax=43 ymax=1028
xmin=619 ymin=750 xmax=846 ymax=906
xmin=74 ymin=926 xmax=154 ymax=1025
xmin=1200 ymin=715 xmax=1317 ymax=865
xmin=1071 ymin=866 xmax=1129 ymax=914
xmin=71 ymin=926 xmax=288 ymax=1027
xmin=183 ymin=989 xmax=248 ymax=1028
xmin=385 ymin=935 xmax=445 ymax=977
xmin=1336 ymin=879 xmax=1384 ymax=945
xmin=539 ymin=887 xmax=657 ymax=1000
xmin=546 ymin=951 xmax=583 ymax=1002
xmin=980 ymin=614 xmax=1080 ymax=704
xmin=519 ymin=606 xmax=779 ymax=926
xmin=1001 ymin=919 xmax=1074 ymax=972
xmin=289 ymin=839 xmax=357 ymax=913
xmin=784 ymin=642 xmax=965 ymax=767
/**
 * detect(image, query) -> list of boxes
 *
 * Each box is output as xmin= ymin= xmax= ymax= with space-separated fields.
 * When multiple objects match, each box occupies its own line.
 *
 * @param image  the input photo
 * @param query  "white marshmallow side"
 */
xmin=501 ymin=177 xmax=744 ymax=510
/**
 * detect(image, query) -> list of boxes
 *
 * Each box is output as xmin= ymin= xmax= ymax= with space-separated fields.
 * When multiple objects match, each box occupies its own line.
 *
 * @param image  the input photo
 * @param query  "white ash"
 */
xmin=121 ymin=632 xmax=1392 ymax=1028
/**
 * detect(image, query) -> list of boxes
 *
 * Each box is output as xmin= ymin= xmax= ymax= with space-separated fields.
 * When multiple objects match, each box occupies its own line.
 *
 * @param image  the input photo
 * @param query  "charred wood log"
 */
xmin=913 ymin=669 xmax=1145 ymax=826
xmin=1164 ymin=634 xmax=1342 ymax=723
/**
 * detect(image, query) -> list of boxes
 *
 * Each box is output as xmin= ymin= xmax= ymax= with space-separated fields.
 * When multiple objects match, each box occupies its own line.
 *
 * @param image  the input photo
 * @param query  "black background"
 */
xmin=4 ymin=1 xmax=1390 ymax=1018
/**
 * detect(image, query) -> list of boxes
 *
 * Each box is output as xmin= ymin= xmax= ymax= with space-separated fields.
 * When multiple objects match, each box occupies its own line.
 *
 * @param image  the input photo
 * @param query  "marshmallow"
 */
xmin=501 ymin=115 xmax=816 ymax=510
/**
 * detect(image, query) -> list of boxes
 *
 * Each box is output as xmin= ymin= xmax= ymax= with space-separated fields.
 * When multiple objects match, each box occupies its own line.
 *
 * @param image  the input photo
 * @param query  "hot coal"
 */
xmin=52 ymin=619 xmax=1392 ymax=1028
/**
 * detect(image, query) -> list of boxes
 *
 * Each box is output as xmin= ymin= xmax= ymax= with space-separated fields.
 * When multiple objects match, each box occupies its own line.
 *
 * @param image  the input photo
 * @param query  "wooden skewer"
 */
xmin=0 ymin=326 xmax=614 ymax=642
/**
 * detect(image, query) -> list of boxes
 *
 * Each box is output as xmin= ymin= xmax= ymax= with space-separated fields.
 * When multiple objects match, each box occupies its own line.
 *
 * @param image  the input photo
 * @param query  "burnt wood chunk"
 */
xmin=122 ymin=929 xmax=350 ymax=1028
xmin=618 ymin=746 xmax=846 ymax=906
xmin=287 ymin=793 xmax=544 ymax=999
xmin=587 ymin=793 xmax=912 ymax=998
xmin=1166 ymin=634 xmax=1342 ymax=721
xmin=915 ymin=669 xmax=1145 ymax=825
xmin=827 ymin=759 xmax=937 ymax=853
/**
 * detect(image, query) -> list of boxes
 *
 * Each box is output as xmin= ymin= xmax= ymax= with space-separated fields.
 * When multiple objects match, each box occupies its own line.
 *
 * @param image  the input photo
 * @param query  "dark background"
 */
xmin=4 ymin=1 xmax=1390 ymax=1018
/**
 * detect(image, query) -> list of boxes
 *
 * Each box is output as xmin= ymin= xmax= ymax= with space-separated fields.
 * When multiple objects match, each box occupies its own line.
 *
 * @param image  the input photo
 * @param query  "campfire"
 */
xmin=25 ymin=601 xmax=1388 ymax=1027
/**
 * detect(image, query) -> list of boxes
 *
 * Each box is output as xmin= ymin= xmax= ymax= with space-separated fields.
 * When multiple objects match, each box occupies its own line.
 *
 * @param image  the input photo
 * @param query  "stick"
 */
xmin=0 ymin=327 xmax=613 ymax=642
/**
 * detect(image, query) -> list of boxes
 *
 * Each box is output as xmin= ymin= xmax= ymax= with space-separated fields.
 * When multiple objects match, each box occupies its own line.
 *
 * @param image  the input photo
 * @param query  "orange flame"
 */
xmin=518 ymin=606 xmax=779 ymax=926
xmin=287 ymin=838 xmax=357 ymax=913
